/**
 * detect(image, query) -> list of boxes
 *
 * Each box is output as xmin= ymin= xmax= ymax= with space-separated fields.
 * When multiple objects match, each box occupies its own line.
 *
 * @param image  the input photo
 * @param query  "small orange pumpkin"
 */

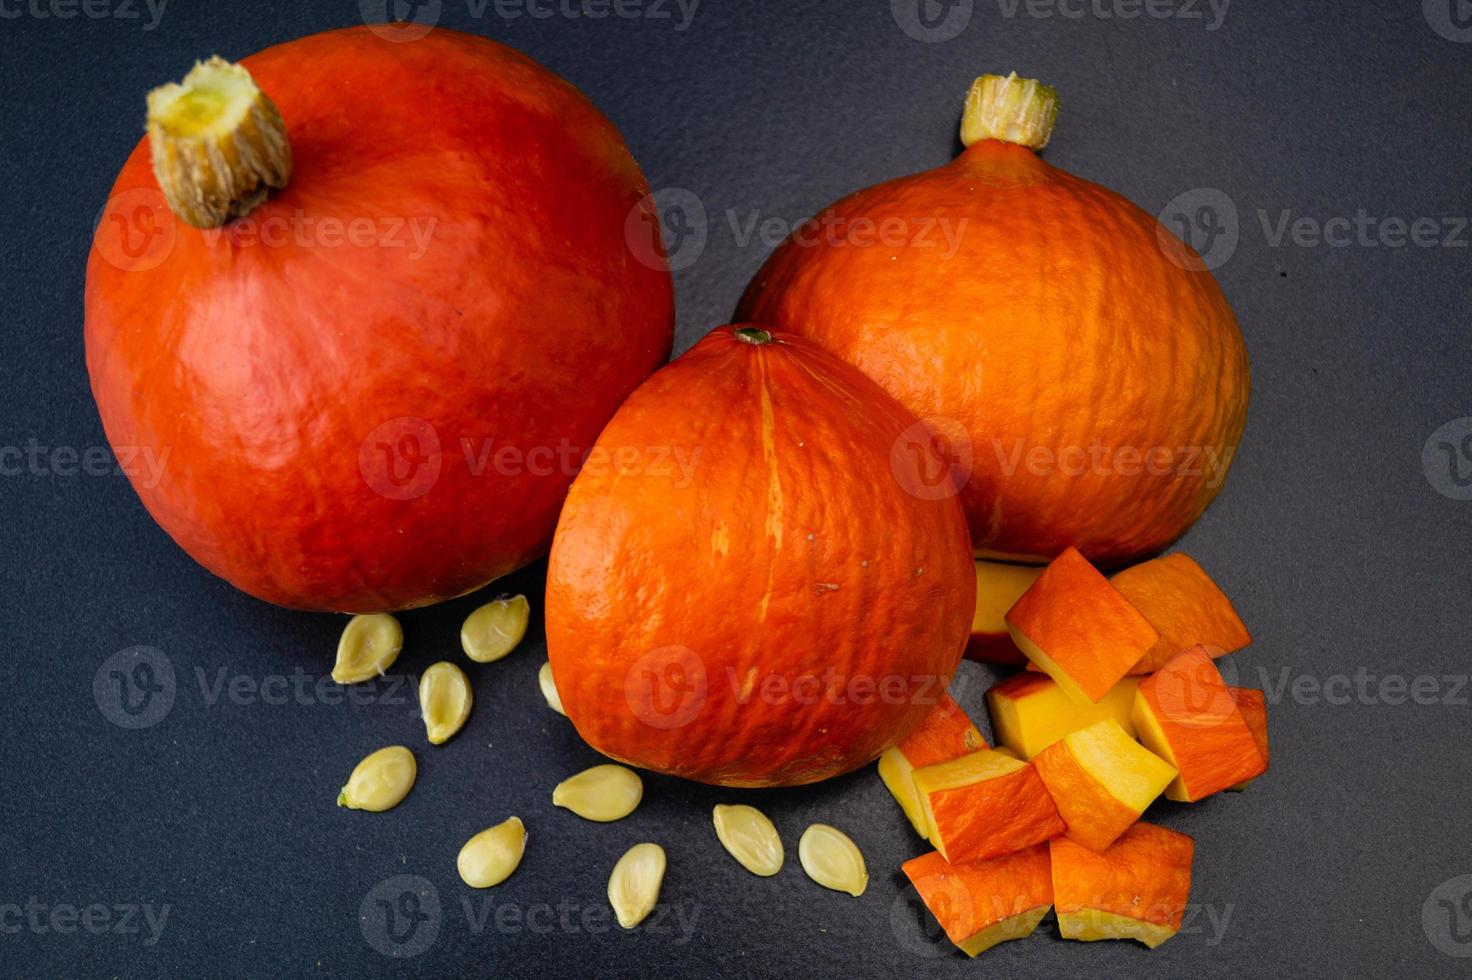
xmin=545 ymin=325 xmax=975 ymax=787
xmin=738 ymin=73 xmax=1250 ymax=567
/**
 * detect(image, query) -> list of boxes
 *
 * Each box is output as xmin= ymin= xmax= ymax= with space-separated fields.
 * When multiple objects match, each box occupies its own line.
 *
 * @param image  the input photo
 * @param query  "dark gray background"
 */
xmin=2 ymin=0 xmax=1470 ymax=976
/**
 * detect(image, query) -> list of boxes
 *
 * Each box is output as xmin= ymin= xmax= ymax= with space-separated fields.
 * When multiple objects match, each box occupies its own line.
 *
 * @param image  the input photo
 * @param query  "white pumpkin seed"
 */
xmin=712 ymin=804 xmax=784 ymax=876
xmin=608 ymin=842 xmax=666 ymax=929
xmin=460 ymin=595 xmax=529 ymax=663
xmin=332 ymin=613 xmax=403 ymax=684
xmin=798 ymin=824 xmax=867 ymax=896
xmin=457 ymin=816 xmax=526 ymax=888
xmin=539 ymin=660 xmax=566 ymax=716
xmin=418 ymin=661 xmax=472 ymax=745
xmin=552 ymin=764 xmax=643 ymax=822
xmin=337 ymin=745 xmax=415 ymax=812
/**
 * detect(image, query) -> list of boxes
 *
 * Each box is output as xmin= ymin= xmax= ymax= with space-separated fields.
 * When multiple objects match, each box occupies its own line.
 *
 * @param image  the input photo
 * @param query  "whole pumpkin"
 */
xmin=85 ymin=26 xmax=673 ymax=611
xmin=544 ymin=325 xmax=976 ymax=787
xmin=738 ymin=73 xmax=1250 ymax=567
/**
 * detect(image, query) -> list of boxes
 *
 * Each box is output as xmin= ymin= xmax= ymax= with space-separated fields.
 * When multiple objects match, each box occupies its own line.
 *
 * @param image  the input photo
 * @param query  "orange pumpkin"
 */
xmin=85 ymin=27 xmax=673 ymax=611
xmin=544 ymin=325 xmax=975 ymax=786
xmin=738 ymin=73 xmax=1249 ymax=567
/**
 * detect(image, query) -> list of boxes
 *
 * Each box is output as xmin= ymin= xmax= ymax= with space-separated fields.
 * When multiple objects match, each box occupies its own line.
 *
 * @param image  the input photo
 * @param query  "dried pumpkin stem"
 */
xmin=146 ymin=57 xmax=292 ymax=228
xmin=960 ymin=72 xmax=1059 ymax=151
xmin=734 ymin=327 xmax=774 ymax=345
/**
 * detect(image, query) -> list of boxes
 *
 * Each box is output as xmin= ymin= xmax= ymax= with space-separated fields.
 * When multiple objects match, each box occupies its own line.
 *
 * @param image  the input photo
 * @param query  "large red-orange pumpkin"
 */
xmin=85 ymin=26 xmax=673 ymax=611
xmin=738 ymin=73 xmax=1250 ymax=567
xmin=544 ymin=325 xmax=975 ymax=787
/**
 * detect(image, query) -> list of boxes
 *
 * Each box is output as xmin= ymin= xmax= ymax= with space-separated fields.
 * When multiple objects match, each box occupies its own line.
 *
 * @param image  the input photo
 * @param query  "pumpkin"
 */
xmin=544 ymin=325 xmax=975 ymax=787
xmin=738 ymin=73 xmax=1250 ymax=567
xmin=85 ymin=26 xmax=673 ymax=611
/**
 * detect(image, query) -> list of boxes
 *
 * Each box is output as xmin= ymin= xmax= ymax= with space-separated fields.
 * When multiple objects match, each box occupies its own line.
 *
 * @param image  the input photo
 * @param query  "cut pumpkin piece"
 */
xmin=1031 ymin=719 xmax=1176 ymax=852
xmin=1052 ymin=821 xmax=1194 ymax=948
xmin=1132 ymin=646 xmax=1267 ymax=802
xmin=877 ymin=692 xmax=986 ymax=839
xmin=964 ymin=560 xmax=1043 ymax=664
xmin=1005 ymin=546 xmax=1158 ymax=704
xmin=1227 ymin=686 xmax=1269 ymax=790
xmin=901 ymin=843 xmax=1052 ymax=957
xmin=912 ymin=749 xmax=1064 ymax=864
xmin=1111 ymin=553 xmax=1252 ymax=673
xmin=987 ymin=673 xmax=1139 ymax=760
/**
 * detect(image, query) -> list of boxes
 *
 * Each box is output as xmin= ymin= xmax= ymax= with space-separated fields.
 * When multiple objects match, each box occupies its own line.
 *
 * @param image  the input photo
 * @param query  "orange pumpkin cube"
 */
xmin=1005 ymin=547 xmax=1159 ymax=704
xmin=964 ymin=560 xmax=1043 ymax=664
xmin=987 ymin=672 xmax=1139 ymax=759
xmin=1227 ymin=686 xmax=1269 ymax=790
xmin=1131 ymin=647 xmax=1267 ymax=801
xmin=1031 ymin=719 xmax=1177 ymax=852
xmin=1051 ymin=822 xmax=1194 ymax=948
xmin=877 ymin=692 xmax=986 ymax=838
xmin=1111 ymin=553 xmax=1251 ymax=673
xmin=911 ymin=749 xmax=1064 ymax=864
xmin=901 ymin=844 xmax=1053 ymax=957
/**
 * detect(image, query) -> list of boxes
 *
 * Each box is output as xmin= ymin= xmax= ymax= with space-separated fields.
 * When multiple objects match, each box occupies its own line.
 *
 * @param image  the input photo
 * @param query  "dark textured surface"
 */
xmin=2 ymin=1 xmax=1471 ymax=976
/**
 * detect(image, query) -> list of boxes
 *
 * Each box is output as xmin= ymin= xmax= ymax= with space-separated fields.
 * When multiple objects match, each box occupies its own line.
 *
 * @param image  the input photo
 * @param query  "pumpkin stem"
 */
xmin=734 ymin=327 xmax=774 ymax=346
xmin=960 ymin=72 xmax=1058 ymax=151
xmin=146 ymin=57 xmax=292 ymax=229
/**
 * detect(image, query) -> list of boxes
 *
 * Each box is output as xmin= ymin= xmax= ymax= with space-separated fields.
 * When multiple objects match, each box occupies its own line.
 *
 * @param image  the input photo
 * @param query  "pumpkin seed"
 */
xmin=608 ymin=842 xmax=666 ymax=929
xmin=713 ymin=804 xmax=784 ymax=877
xmin=332 ymin=613 xmax=403 ymax=684
xmin=461 ymin=595 xmax=530 ymax=663
xmin=539 ymin=661 xmax=566 ymax=716
xmin=552 ymin=764 xmax=642 ymax=822
xmin=798 ymin=824 xmax=867 ymax=897
xmin=418 ymin=661 xmax=472 ymax=745
xmin=337 ymin=745 xmax=415 ymax=812
xmin=457 ymin=816 xmax=526 ymax=889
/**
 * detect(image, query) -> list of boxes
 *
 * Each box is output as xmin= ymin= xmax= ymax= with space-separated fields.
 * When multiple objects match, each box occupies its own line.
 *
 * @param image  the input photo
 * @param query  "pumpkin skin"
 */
xmin=737 ymin=139 xmax=1249 ymax=567
xmin=85 ymin=26 xmax=673 ymax=611
xmin=544 ymin=325 xmax=975 ymax=787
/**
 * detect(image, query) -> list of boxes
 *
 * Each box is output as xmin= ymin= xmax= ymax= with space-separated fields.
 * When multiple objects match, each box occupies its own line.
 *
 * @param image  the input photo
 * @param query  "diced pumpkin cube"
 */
xmin=986 ymin=673 xmax=1139 ymax=759
xmin=901 ymin=844 xmax=1053 ymax=957
xmin=1052 ymin=822 xmax=1194 ymax=948
xmin=1005 ymin=546 xmax=1159 ymax=704
xmin=912 ymin=749 xmax=1064 ymax=864
xmin=1031 ymin=719 xmax=1177 ymax=851
xmin=1226 ymin=686 xmax=1269 ymax=791
xmin=1111 ymin=553 xmax=1252 ymax=673
xmin=1131 ymin=646 xmax=1266 ymax=802
xmin=878 ymin=691 xmax=987 ymax=838
xmin=964 ymin=560 xmax=1043 ymax=664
